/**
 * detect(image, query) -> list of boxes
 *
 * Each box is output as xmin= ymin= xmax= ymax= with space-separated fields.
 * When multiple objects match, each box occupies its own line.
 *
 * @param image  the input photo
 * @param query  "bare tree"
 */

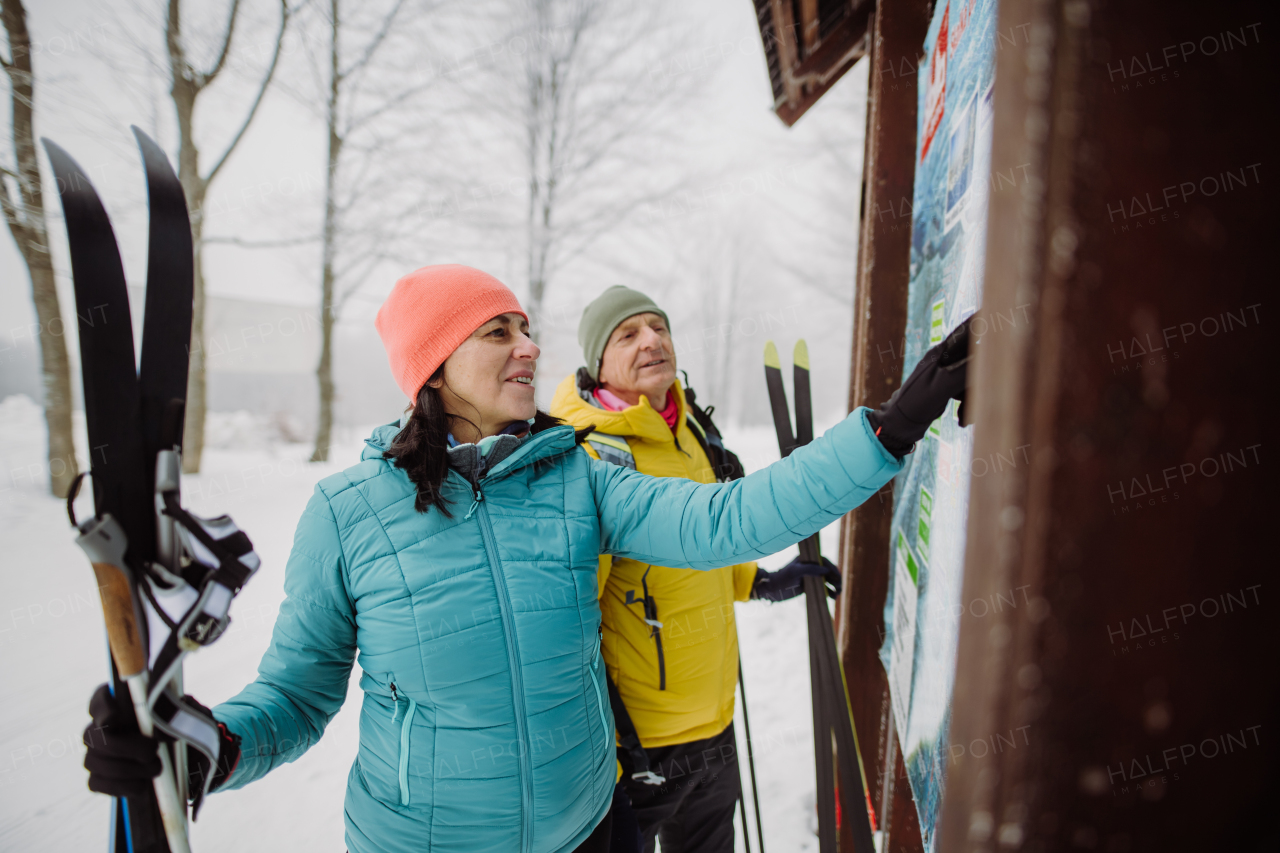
xmin=1 ymin=0 xmax=79 ymax=497
xmin=451 ymin=0 xmax=705 ymax=342
xmin=166 ymin=0 xmax=293 ymax=472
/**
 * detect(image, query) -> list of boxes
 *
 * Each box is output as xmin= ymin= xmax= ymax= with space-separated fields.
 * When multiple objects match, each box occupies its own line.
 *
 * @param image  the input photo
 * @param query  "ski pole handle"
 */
xmin=93 ymin=564 xmax=147 ymax=676
xmin=76 ymin=515 xmax=147 ymax=678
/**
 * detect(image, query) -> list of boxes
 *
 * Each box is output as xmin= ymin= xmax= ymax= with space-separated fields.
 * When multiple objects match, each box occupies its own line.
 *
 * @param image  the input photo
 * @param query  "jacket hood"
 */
xmin=550 ymin=374 xmax=688 ymax=443
xmin=361 ymin=419 xmax=580 ymax=479
xmin=363 ymin=421 xmax=404 ymax=456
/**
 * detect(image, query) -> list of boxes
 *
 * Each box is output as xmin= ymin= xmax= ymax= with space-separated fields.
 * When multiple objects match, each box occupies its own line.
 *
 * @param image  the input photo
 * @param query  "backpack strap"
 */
xmin=585 ymin=432 xmax=637 ymax=470
xmin=682 ymin=383 xmax=746 ymax=482
xmin=582 ymin=425 xmax=665 ymax=783
xmin=607 ymin=671 xmax=666 ymax=786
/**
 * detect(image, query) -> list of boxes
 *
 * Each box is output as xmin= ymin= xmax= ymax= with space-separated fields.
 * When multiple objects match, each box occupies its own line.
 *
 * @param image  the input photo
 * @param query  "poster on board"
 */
xmin=877 ymin=0 xmax=998 ymax=848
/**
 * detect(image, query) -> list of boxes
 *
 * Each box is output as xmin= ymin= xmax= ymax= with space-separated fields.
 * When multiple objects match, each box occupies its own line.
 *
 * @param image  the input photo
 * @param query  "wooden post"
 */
xmin=835 ymin=0 xmax=933 ymax=849
xmin=940 ymin=0 xmax=1274 ymax=849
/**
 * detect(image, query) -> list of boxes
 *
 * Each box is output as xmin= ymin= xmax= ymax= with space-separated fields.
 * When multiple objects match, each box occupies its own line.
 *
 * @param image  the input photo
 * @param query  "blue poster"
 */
xmin=878 ymin=0 xmax=998 ymax=848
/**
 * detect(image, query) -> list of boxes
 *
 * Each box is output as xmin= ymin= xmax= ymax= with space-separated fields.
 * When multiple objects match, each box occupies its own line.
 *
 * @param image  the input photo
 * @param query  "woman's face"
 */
xmin=431 ymin=313 xmax=539 ymax=441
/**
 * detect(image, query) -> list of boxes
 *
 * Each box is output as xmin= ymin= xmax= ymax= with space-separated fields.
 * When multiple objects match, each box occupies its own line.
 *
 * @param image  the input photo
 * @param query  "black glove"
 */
xmin=83 ymin=684 xmax=241 ymax=805
xmin=183 ymin=695 xmax=242 ymax=813
xmin=867 ymin=315 xmax=972 ymax=458
xmin=83 ymin=683 xmax=161 ymax=799
xmin=751 ymin=556 xmax=842 ymax=602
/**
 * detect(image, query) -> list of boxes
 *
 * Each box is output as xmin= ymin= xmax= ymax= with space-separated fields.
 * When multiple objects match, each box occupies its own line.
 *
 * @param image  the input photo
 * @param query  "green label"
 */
xmin=897 ymin=531 xmax=920 ymax=584
xmin=930 ymin=297 xmax=947 ymax=345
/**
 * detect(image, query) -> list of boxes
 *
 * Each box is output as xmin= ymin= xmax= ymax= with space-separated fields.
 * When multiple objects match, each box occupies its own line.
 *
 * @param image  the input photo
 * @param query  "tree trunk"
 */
xmin=166 ymin=0 xmax=290 ymax=472
xmin=171 ymin=70 xmax=208 ymax=473
xmin=311 ymin=0 xmax=342 ymax=463
xmin=30 ymin=247 xmax=79 ymax=497
xmin=183 ymin=196 xmax=208 ymax=473
xmin=2 ymin=0 xmax=80 ymax=497
xmin=524 ymin=165 xmax=544 ymax=341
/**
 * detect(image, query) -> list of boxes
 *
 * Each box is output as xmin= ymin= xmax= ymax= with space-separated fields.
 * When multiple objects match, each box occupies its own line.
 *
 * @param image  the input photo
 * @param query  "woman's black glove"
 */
xmin=83 ymin=683 xmax=161 ymax=799
xmin=867 ymin=315 xmax=972 ymax=458
xmin=752 ymin=557 xmax=842 ymax=602
xmin=83 ymin=683 xmax=241 ymax=804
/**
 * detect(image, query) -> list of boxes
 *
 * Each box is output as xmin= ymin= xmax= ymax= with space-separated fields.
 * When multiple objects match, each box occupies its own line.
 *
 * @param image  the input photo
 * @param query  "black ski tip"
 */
xmin=130 ymin=126 xmax=186 ymax=200
xmin=130 ymin=125 xmax=166 ymax=166
xmin=130 ymin=125 xmax=161 ymax=162
xmin=40 ymin=137 xmax=112 ymax=217
xmin=40 ymin=137 xmax=91 ymax=187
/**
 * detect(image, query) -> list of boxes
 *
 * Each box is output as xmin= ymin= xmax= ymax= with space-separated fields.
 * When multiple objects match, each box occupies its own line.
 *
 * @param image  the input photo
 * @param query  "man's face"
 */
xmin=597 ymin=312 xmax=677 ymax=408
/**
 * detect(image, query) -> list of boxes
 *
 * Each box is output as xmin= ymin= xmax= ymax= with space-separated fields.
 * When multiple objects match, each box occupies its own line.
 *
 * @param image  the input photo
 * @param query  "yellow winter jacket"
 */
xmin=549 ymin=374 xmax=758 ymax=747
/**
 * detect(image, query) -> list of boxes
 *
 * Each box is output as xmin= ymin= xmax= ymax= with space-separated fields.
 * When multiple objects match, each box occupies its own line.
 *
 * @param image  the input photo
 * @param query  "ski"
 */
xmin=794 ymin=340 xmax=878 ymax=848
xmin=763 ymin=341 xmax=877 ymax=853
xmin=763 ymin=341 xmax=836 ymax=850
xmin=134 ymin=125 xmax=193 ymax=488
xmin=43 ymin=138 xmax=176 ymax=853
xmin=132 ymin=125 xmax=195 ymax=809
xmin=46 ymin=129 xmax=257 ymax=853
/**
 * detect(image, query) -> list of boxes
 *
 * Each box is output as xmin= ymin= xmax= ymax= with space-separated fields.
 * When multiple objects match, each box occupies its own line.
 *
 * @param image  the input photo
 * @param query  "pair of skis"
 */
xmin=763 ymin=341 xmax=876 ymax=853
xmin=45 ymin=129 xmax=259 ymax=853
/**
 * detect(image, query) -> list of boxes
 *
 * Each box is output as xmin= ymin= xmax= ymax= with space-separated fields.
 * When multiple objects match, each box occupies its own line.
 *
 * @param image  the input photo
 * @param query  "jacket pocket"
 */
xmin=386 ymin=674 xmax=417 ymax=807
xmin=589 ymin=629 xmax=609 ymax=743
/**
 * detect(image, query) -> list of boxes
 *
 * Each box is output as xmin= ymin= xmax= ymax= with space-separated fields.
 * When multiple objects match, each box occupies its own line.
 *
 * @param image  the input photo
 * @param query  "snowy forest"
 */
xmin=2 ymin=0 xmax=869 ymax=850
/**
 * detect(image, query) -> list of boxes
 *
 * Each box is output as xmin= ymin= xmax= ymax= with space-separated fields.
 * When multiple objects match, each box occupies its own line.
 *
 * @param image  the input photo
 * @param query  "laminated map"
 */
xmin=877 ymin=0 xmax=997 ymax=847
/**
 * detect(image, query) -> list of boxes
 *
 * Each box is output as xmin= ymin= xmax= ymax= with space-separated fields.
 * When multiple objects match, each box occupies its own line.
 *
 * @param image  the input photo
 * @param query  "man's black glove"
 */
xmin=84 ymin=683 xmax=241 ymax=804
xmin=867 ymin=315 xmax=972 ymax=458
xmin=751 ymin=556 xmax=842 ymax=602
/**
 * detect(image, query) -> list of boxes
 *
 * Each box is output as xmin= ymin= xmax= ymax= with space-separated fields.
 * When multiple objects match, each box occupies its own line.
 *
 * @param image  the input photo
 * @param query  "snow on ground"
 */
xmin=0 ymin=394 xmax=843 ymax=852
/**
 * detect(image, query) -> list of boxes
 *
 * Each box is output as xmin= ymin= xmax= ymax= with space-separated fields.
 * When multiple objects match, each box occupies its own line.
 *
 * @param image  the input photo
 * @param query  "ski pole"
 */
xmin=80 ymin=515 xmax=192 ymax=853
xmin=738 ymin=654 xmax=765 ymax=853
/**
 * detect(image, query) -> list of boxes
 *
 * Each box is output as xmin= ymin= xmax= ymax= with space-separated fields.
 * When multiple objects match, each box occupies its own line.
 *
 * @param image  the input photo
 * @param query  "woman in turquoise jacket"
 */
xmin=83 ymin=265 xmax=970 ymax=853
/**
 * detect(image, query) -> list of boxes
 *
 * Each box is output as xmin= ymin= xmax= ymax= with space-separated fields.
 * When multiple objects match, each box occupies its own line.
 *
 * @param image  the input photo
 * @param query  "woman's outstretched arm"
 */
xmin=212 ymin=487 xmax=358 ymax=789
xmin=590 ymin=407 xmax=903 ymax=569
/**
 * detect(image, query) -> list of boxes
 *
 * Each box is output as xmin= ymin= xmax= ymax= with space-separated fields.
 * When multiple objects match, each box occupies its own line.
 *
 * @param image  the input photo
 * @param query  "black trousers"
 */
xmin=619 ymin=723 xmax=740 ymax=853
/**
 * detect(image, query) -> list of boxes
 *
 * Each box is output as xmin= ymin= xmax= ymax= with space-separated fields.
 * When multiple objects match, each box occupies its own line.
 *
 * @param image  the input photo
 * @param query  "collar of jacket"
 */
xmin=362 ymin=421 xmax=581 ymax=482
xmin=551 ymin=373 xmax=689 ymax=444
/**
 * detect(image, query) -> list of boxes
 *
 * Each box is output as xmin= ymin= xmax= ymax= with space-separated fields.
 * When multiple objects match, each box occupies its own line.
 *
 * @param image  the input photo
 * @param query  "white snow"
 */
xmin=0 ymin=394 xmax=843 ymax=851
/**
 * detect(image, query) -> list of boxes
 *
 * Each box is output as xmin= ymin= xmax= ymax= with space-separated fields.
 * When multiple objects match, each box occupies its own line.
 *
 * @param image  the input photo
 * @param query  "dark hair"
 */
xmin=575 ymin=366 xmax=598 ymax=392
xmin=384 ymin=365 xmax=568 ymax=515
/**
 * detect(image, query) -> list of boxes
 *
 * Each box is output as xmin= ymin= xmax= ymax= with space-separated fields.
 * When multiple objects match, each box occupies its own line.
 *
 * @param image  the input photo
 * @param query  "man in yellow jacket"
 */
xmin=550 ymin=285 xmax=840 ymax=853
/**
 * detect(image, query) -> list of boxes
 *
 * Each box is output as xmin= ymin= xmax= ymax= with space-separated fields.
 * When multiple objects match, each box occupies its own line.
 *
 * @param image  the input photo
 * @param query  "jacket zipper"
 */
xmin=389 ymin=679 xmax=416 ymax=806
xmin=640 ymin=568 xmax=666 ymax=690
xmin=590 ymin=627 xmax=608 ymax=736
xmin=474 ymin=484 xmax=535 ymax=853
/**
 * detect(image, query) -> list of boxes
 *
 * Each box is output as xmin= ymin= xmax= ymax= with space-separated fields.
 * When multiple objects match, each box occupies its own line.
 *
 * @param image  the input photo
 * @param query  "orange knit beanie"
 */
xmin=375 ymin=264 xmax=528 ymax=399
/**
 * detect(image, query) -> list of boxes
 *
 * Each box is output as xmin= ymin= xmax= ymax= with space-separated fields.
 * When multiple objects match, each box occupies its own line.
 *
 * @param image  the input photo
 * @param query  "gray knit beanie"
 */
xmin=578 ymin=285 xmax=671 ymax=380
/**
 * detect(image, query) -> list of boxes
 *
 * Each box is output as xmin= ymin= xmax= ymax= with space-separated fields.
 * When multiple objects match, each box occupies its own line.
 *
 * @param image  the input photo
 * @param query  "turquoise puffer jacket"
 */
xmin=213 ymin=409 xmax=901 ymax=853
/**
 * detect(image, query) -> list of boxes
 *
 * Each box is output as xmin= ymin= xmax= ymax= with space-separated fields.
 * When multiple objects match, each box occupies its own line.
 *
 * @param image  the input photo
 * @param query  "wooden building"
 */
xmin=751 ymin=0 xmax=1274 ymax=850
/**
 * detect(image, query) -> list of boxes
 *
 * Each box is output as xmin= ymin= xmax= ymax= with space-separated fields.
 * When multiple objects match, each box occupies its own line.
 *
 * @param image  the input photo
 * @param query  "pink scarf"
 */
xmin=593 ymin=386 xmax=679 ymax=430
